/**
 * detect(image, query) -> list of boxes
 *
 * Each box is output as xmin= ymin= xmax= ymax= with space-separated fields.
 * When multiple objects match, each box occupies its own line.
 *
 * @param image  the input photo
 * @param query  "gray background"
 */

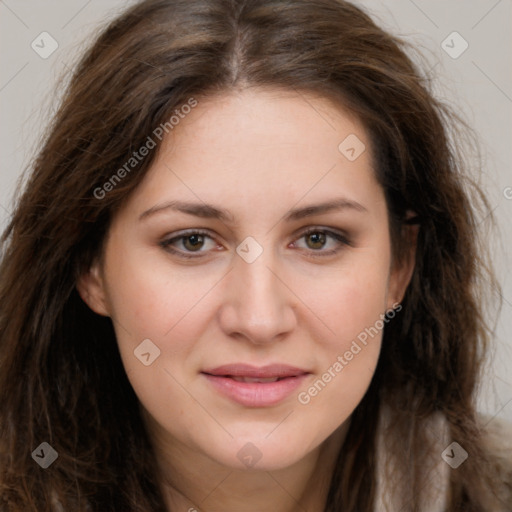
xmin=1 ymin=0 xmax=511 ymax=423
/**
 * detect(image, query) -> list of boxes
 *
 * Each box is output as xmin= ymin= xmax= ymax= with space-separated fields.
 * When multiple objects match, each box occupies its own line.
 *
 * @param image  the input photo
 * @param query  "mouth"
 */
xmin=201 ymin=364 xmax=310 ymax=407
xmin=225 ymin=376 xmax=287 ymax=383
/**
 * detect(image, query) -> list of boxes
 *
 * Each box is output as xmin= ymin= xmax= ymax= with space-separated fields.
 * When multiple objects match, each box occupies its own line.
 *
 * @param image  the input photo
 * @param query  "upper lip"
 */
xmin=202 ymin=364 xmax=309 ymax=378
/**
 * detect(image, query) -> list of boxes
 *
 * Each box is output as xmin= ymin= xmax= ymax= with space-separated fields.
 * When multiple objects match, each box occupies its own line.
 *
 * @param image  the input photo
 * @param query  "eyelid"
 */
xmin=290 ymin=226 xmax=352 ymax=258
xmin=160 ymin=226 xmax=352 ymax=259
xmin=294 ymin=226 xmax=352 ymax=245
xmin=159 ymin=228 xmax=221 ymax=259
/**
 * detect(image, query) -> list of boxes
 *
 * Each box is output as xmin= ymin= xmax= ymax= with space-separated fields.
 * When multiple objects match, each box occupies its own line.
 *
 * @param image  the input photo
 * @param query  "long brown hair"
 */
xmin=0 ymin=0 xmax=504 ymax=510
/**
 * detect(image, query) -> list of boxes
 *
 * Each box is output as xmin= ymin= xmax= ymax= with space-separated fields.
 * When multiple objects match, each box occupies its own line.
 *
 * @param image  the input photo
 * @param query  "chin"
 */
xmin=205 ymin=434 xmax=309 ymax=472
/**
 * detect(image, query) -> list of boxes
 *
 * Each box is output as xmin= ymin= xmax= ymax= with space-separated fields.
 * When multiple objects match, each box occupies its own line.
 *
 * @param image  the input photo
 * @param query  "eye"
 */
xmin=160 ymin=229 xmax=220 ymax=259
xmin=160 ymin=227 xmax=351 ymax=260
xmin=292 ymin=228 xmax=351 ymax=257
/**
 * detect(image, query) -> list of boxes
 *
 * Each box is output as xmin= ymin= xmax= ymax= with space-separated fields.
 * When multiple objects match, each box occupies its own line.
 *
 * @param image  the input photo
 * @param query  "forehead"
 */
xmin=117 ymin=87 xmax=384 ymax=223
xmin=168 ymin=87 xmax=367 ymax=156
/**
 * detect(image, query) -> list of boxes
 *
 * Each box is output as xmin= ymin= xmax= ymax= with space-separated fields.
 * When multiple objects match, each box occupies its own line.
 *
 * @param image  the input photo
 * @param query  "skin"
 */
xmin=77 ymin=87 xmax=417 ymax=512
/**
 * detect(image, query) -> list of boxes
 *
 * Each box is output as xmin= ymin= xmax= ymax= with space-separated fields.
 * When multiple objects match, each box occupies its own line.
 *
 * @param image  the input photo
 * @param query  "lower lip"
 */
xmin=202 ymin=373 xmax=309 ymax=407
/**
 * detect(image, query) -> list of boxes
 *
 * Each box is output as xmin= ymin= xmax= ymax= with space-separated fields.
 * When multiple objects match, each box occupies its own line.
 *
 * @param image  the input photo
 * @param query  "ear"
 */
xmin=76 ymin=260 xmax=111 ymax=317
xmin=386 ymin=212 xmax=419 ymax=309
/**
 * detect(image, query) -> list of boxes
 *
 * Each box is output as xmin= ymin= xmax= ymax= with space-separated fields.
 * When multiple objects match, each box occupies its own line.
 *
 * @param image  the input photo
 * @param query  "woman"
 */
xmin=0 ymin=0 xmax=510 ymax=510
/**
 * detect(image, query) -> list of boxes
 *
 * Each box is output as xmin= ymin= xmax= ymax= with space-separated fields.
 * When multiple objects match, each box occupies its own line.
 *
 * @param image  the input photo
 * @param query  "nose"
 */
xmin=217 ymin=247 xmax=297 ymax=345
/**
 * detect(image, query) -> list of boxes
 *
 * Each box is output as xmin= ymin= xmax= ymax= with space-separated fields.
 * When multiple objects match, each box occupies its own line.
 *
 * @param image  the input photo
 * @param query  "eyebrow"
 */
xmin=138 ymin=197 xmax=368 ymax=223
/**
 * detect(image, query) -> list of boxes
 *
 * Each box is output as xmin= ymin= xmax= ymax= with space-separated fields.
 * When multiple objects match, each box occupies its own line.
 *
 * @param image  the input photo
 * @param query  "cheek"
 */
xmin=308 ymin=251 xmax=391 ymax=351
xmin=296 ymin=300 xmax=385 ymax=453
xmin=294 ymin=249 xmax=390 ymax=429
xmin=101 ymin=244 xmax=222 ymax=403
xmin=104 ymin=244 xmax=220 ymax=340
xmin=103 ymin=254 xmax=216 ymax=444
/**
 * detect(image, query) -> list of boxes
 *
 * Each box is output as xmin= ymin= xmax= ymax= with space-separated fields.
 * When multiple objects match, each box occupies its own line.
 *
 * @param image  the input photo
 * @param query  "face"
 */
xmin=78 ymin=88 xmax=414 ymax=472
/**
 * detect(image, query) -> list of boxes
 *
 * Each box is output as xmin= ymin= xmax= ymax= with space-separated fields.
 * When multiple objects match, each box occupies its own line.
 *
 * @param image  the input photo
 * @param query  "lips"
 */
xmin=201 ymin=364 xmax=310 ymax=407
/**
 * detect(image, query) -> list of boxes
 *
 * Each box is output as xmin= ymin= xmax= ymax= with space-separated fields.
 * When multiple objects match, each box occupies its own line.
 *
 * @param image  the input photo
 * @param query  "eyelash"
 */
xmin=159 ymin=227 xmax=352 ymax=260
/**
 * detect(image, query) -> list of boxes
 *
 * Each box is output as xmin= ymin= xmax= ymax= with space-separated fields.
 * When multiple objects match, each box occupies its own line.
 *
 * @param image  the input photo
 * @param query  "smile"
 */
xmin=201 ymin=364 xmax=310 ymax=407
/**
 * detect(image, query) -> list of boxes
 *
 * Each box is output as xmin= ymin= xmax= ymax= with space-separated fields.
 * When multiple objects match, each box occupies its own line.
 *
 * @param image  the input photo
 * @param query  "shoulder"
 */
xmin=478 ymin=414 xmax=512 ymax=507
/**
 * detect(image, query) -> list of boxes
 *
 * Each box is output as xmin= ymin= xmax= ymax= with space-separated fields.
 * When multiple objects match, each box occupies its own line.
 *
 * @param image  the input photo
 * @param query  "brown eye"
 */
xmin=293 ymin=228 xmax=351 ymax=258
xmin=182 ymin=234 xmax=205 ymax=252
xmin=160 ymin=230 xmax=219 ymax=259
xmin=305 ymin=231 xmax=327 ymax=250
